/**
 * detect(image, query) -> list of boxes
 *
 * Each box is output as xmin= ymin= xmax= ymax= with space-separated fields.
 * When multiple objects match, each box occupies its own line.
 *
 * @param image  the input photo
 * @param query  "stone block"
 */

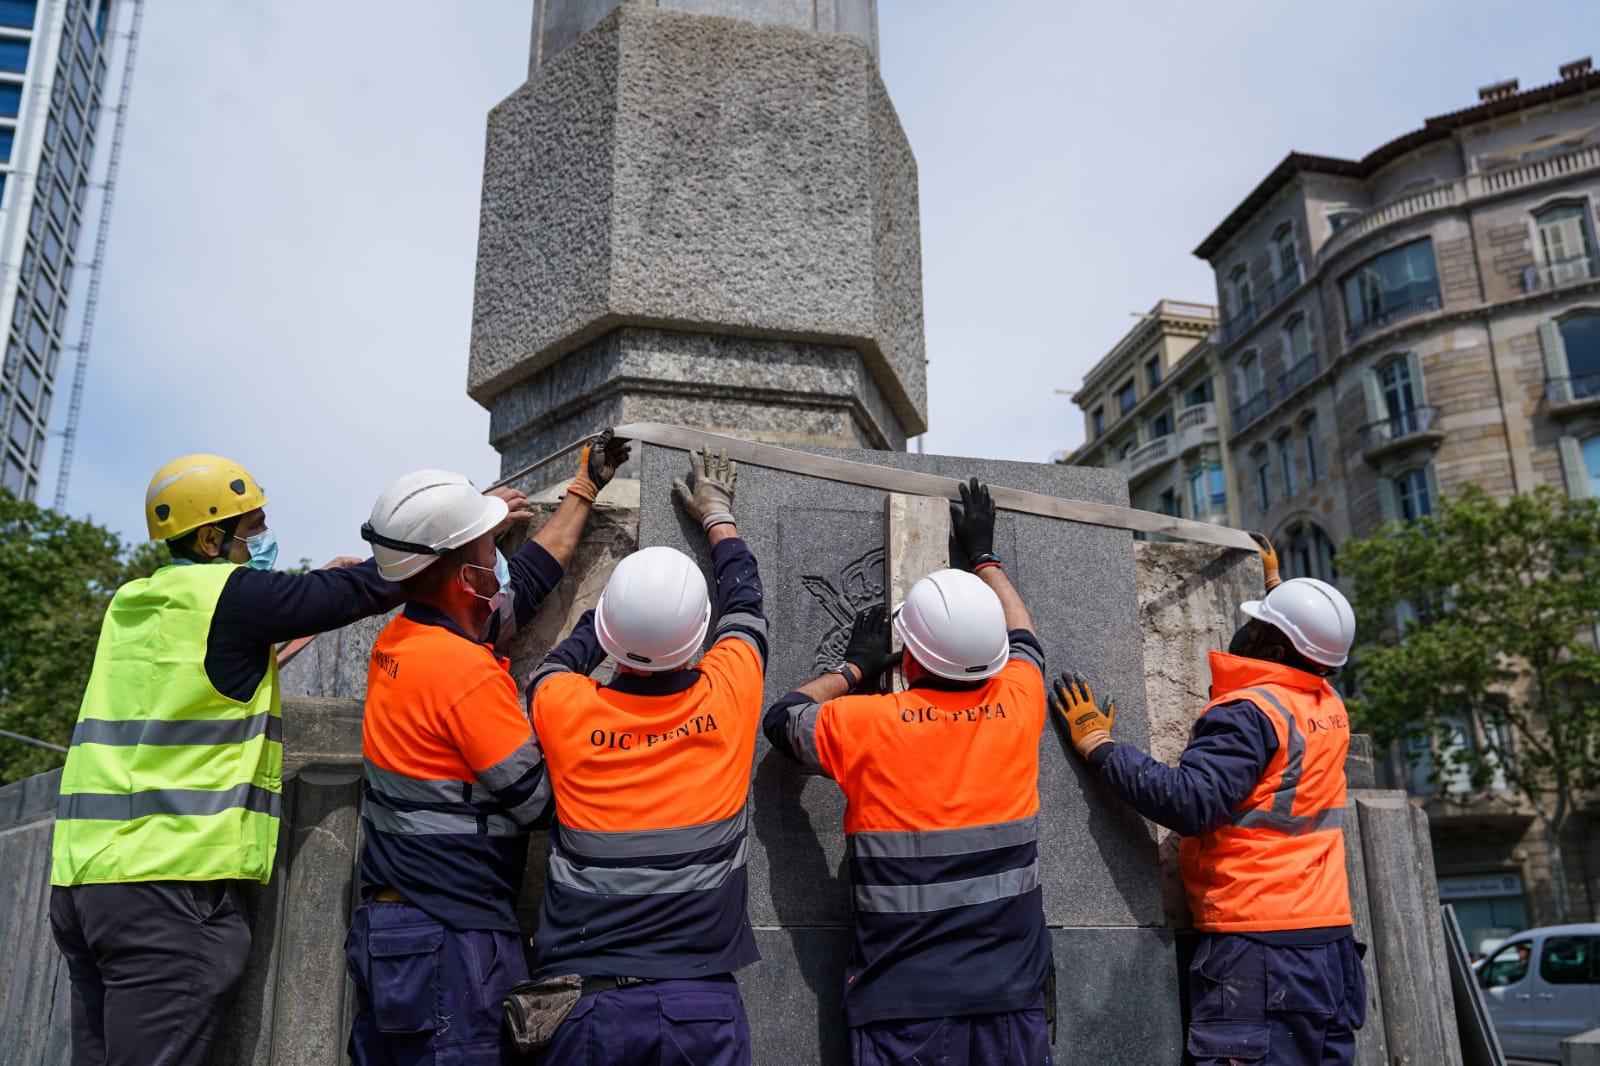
xmin=883 ymin=492 xmax=947 ymax=611
xmin=1356 ymin=792 xmax=1463 ymax=1065
xmin=639 ymin=442 xmax=1167 ymax=929
xmin=0 ymin=817 xmax=70 ymax=1066
xmin=488 ymin=329 xmax=905 ymax=488
xmin=529 ymin=0 xmax=878 ymax=77
xmin=1342 ymin=794 xmax=1390 ymax=1066
xmin=472 ymin=4 xmax=926 ymax=438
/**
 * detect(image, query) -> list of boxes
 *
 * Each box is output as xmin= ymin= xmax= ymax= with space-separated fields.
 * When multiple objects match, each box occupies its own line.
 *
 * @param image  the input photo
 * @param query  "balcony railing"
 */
xmin=1547 ymin=371 xmax=1600 ymax=409
xmin=1262 ymin=265 xmax=1304 ymax=312
xmin=1220 ymin=303 xmax=1258 ymax=345
xmin=1523 ymin=253 xmax=1599 ymax=293
xmin=1127 ymin=435 xmax=1173 ymax=478
xmin=1274 ymin=353 xmax=1318 ymax=402
xmin=1359 ymin=405 xmax=1443 ymax=456
xmin=1317 ymin=143 xmax=1600 ymax=266
xmin=1232 ymin=391 xmax=1269 ymax=430
xmin=1345 ymin=289 xmax=1442 ymax=344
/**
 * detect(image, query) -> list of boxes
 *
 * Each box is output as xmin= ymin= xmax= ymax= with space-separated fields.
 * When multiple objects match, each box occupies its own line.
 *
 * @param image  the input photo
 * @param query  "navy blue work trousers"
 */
xmin=1186 ymin=934 xmax=1367 ymax=1066
xmin=344 ymin=900 xmax=527 ymax=1066
xmin=535 ymin=975 xmax=750 ymax=1066
xmin=850 ymin=996 xmax=1052 ymax=1066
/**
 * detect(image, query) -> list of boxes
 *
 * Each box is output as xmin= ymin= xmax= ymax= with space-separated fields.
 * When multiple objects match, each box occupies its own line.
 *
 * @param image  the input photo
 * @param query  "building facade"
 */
xmin=1069 ymin=60 xmax=1600 ymax=951
xmin=1063 ymin=300 xmax=1240 ymax=530
xmin=0 ymin=0 xmax=120 ymax=501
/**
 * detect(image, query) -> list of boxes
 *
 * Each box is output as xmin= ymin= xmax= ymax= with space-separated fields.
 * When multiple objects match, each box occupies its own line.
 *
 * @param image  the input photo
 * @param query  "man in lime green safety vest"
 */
xmin=47 ymin=454 xmax=531 ymax=1066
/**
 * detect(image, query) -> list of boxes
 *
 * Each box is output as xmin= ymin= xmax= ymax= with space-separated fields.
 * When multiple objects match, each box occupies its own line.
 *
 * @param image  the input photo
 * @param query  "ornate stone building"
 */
xmin=1068 ymin=60 xmax=1600 ymax=951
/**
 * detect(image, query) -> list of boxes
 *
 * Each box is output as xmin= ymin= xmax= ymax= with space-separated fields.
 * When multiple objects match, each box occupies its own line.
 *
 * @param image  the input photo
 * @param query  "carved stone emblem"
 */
xmin=800 ymin=547 xmax=885 ymax=673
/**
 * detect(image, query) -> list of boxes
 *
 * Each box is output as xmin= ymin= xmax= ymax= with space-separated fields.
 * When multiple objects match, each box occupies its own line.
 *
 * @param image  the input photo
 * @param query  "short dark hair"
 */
xmin=166 ymin=514 xmax=242 ymax=564
xmin=399 ymin=546 xmax=468 ymax=602
xmin=1258 ymin=621 xmax=1335 ymax=677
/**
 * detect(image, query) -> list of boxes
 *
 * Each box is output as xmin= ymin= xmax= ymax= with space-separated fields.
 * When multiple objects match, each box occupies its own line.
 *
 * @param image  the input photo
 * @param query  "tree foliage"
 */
xmin=1340 ymin=483 xmax=1600 ymax=920
xmin=0 ymin=490 xmax=167 ymax=785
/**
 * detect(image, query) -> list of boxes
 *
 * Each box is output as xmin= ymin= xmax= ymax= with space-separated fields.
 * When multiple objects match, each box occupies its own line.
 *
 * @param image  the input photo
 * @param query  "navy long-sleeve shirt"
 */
xmin=1087 ymin=700 xmax=1277 ymax=837
xmin=206 ymin=559 xmax=403 ymax=701
xmin=205 ymin=539 xmax=566 ymax=703
xmin=1090 ymin=696 xmax=1350 ymax=945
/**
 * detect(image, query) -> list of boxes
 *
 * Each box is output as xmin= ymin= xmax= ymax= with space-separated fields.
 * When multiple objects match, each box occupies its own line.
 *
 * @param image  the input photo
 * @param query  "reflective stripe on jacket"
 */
xmin=358 ymin=609 xmax=549 ymax=933
xmin=1180 ymin=651 xmax=1353 ymax=933
xmin=797 ymin=635 xmax=1052 ymax=1027
xmin=51 ymin=563 xmax=283 ymax=886
xmin=528 ymin=635 xmax=765 ymax=980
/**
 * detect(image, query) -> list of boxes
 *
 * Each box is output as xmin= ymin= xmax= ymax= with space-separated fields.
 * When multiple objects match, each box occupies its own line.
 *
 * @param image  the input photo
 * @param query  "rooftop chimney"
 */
xmin=1478 ymin=78 xmax=1520 ymax=103
xmin=1560 ymin=57 xmax=1593 ymax=81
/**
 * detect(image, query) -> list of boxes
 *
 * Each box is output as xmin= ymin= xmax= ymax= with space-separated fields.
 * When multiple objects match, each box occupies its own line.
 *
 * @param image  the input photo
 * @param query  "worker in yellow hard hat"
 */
xmin=44 ymin=453 xmax=534 ymax=1066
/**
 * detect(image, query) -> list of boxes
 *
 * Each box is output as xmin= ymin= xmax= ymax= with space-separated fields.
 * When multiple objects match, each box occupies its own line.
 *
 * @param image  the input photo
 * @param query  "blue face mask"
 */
xmin=240 ymin=529 xmax=279 ymax=571
xmin=465 ymin=549 xmax=511 ymax=612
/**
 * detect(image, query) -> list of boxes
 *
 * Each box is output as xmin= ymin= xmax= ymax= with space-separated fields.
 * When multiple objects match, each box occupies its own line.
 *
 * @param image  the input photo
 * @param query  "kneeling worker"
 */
xmin=1054 ymin=538 xmax=1366 ymax=1066
xmin=764 ymin=478 xmax=1054 ymax=1066
xmin=345 ymin=434 xmax=629 ymax=1065
xmin=521 ymin=448 xmax=767 ymax=1065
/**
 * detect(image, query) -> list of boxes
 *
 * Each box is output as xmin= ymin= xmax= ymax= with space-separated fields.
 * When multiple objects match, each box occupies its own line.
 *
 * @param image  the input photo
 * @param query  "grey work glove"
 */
xmin=673 ymin=447 xmax=738 ymax=532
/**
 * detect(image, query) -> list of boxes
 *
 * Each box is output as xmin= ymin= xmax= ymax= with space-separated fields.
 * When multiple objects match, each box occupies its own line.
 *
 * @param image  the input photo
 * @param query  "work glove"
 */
xmin=948 ymin=477 xmax=998 ymax=572
xmin=673 ymin=447 xmax=738 ymax=532
xmin=566 ymin=429 xmax=633 ymax=503
xmin=841 ymin=604 xmax=901 ymax=692
xmin=1051 ymin=670 xmax=1116 ymax=759
xmin=1248 ymin=531 xmax=1281 ymax=592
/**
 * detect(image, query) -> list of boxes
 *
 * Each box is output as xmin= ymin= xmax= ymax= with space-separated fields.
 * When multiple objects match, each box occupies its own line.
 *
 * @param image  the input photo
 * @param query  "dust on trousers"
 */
xmin=1186 ymin=935 xmax=1367 ymax=1066
xmin=345 ymin=900 xmax=527 ymax=1066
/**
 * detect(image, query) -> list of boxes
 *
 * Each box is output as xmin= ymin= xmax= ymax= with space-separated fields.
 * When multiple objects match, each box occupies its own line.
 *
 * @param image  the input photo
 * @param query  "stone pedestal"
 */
xmin=471 ymin=3 xmax=926 ymax=489
xmin=639 ymin=443 xmax=1185 ymax=1062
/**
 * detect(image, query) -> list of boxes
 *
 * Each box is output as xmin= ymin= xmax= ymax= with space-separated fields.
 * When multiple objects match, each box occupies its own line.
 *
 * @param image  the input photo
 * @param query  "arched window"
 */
xmin=1558 ymin=313 xmax=1600 ymax=381
xmin=1280 ymin=522 xmax=1336 ymax=582
xmin=1239 ymin=350 xmax=1262 ymax=399
xmin=1301 ymin=413 xmax=1322 ymax=483
xmin=1230 ymin=265 xmax=1253 ymax=317
xmin=1285 ymin=314 xmax=1312 ymax=366
xmin=1273 ymin=224 xmax=1299 ymax=283
xmin=1395 ymin=467 xmax=1432 ymax=522
xmin=1535 ymin=201 xmax=1595 ymax=283
xmin=1252 ymin=446 xmax=1271 ymax=511
xmin=1275 ymin=431 xmax=1298 ymax=497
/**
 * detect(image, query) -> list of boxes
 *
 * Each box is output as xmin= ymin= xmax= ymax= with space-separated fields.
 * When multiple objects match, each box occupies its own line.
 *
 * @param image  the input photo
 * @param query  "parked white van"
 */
xmin=1478 ymin=924 xmax=1600 ymax=1060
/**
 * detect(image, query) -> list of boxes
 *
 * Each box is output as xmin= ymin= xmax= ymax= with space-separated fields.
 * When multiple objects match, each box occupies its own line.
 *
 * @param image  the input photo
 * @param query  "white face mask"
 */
xmin=462 ymin=550 xmax=511 ymax=612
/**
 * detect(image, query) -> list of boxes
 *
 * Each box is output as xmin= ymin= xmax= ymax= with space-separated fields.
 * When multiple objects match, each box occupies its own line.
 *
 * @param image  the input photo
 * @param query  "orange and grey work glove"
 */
xmin=672 ymin=446 xmax=738 ymax=532
xmin=1248 ymin=531 xmax=1281 ymax=592
xmin=1051 ymin=670 xmax=1116 ymax=760
xmin=567 ymin=429 xmax=632 ymax=503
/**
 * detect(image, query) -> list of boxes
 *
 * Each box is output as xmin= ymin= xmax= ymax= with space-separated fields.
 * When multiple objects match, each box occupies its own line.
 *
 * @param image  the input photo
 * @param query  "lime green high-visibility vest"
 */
xmin=50 ymin=562 xmax=283 ymax=885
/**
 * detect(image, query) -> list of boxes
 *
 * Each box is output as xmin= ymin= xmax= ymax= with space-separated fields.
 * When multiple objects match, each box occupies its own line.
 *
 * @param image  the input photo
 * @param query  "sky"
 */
xmin=39 ymin=0 xmax=1600 ymax=565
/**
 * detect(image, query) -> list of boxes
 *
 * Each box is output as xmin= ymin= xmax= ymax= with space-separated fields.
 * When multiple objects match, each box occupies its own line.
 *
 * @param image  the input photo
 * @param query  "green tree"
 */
xmin=0 ymin=490 xmax=166 ymax=785
xmin=1341 ymin=483 xmax=1600 ymax=922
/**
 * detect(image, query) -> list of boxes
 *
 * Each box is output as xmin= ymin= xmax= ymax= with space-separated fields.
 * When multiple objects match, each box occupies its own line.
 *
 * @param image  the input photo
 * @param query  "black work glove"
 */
xmin=568 ymin=429 xmax=633 ymax=502
xmin=948 ymin=477 xmax=997 ymax=572
xmin=842 ymin=604 xmax=900 ymax=692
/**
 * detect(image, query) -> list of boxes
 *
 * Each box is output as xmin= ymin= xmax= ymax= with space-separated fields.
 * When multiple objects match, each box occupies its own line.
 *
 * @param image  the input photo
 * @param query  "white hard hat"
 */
xmin=362 ymin=470 xmax=508 ymax=581
xmin=594 ymin=546 xmax=711 ymax=672
xmin=892 ymin=569 xmax=1009 ymax=681
xmin=1241 ymin=577 xmax=1356 ymax=668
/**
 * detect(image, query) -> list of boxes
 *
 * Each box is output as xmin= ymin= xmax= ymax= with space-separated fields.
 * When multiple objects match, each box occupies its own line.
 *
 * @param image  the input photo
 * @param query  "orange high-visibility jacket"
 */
xmin=1180 ymin=651 xmax=1353 ymax=933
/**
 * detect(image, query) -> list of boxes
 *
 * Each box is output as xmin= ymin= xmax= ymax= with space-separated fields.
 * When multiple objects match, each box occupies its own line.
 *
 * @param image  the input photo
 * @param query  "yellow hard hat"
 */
xmin=144 ymin=454 xmax=268 ymax=541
